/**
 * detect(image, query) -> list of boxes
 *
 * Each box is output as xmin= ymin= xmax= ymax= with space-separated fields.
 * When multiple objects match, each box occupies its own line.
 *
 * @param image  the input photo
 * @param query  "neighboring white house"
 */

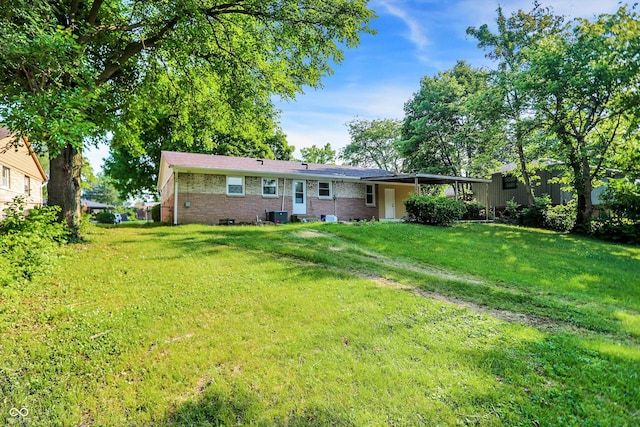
xmin=0 ymin=128 xmax=47 ymax=217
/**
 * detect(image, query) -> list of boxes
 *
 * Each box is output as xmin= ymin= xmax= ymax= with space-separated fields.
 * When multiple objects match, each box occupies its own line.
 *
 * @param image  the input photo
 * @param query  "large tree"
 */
xmin=0 ymin=0 xmax=374 ymax=235
xmin=467 ymin=4 xmax=564 ymax=206
xmin=104 ymin=69 xmax=294 ymax=199
xmin=300 ymin=143 xmax=336 ymax=164
xmin=399 ymin=60 xmax=492 ymax=178
xmin=341 ymin=118 xmax=404 ymax=172
xmin=523 ymin=6 xmax=640 ymax=231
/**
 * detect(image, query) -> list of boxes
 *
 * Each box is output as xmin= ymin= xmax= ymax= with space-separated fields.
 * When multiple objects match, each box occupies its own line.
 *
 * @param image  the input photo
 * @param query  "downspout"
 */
xmin=414 ymin=176 xmax=419 ymax=195
xmin=281 ymin=178 xmax=286 ymax=211
xmin=454 ymin=181 xmax=459 ymax=201
xmin=333 ymin=180 xmax=337 ymax=217
xmin=173 ymin=171 xmax=179 ymax=225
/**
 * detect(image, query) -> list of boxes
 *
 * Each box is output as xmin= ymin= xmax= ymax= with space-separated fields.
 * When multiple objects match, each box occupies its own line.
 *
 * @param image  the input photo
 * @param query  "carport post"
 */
xmin=414 ymin=176 xmax=419 ymax=196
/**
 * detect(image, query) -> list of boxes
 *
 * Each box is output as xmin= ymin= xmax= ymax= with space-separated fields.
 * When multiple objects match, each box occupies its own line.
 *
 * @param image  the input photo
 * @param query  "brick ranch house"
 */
xmin=157 ymin=151 xmax=491 ymax=225
xmin=0 ymin=128 xmax=47 ymax=218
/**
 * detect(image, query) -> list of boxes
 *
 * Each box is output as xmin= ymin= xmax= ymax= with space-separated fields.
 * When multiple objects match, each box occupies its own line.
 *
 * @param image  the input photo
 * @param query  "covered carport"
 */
xmin=364 ymin=173 xmax=492 ymax=220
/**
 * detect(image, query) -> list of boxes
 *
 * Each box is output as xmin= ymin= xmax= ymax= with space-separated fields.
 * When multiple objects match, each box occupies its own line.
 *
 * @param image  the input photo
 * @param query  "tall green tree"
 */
xmin=300 ymin=143 xmax=336 ymax=164
xmin=467 ymin=4 xmax=564 ymax=206
xmin=104 ymin=69 xmax=294 ymax=199
xmin=399 ymin=60 xmax=491 ymax=178
xmin=0 ymin=0 xmax=374 ymax=235
xmin=82 ymin=173 xmax=120 ymax=206
xmin=523 ymin=6 xmax=640 ymax=230
xmin=342 ymin=118 xmax=404 ymax=172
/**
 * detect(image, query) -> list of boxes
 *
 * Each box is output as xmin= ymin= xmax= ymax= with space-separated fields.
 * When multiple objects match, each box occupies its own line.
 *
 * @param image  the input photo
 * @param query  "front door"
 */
xmin=384 ymin=188 xmax=396 ymax=219
xmin=292 ymin=180 xmax=307 ymax=215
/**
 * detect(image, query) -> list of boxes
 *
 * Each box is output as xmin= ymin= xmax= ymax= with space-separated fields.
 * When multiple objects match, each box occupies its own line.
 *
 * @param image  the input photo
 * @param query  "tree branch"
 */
xmin=87 ymin=0 xmax=106 ymax=26
xmin=94 ymin=16 xmax=180 ymax=85
xmin=591 ymin=113 xmax=622 ymax=179
xmin=70 ymin=0 xmax=80 ymax=23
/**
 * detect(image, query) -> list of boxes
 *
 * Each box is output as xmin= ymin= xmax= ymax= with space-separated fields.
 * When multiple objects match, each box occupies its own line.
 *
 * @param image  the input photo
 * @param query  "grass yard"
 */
xmin=1 ymin=222 xmax=639 ymax=425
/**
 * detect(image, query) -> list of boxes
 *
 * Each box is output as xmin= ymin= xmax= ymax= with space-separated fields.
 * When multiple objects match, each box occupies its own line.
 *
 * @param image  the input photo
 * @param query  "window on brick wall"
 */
xmin=226 ymin=176 xmax=244 ymax=196
xmin=365 ymin=184 xmax=376 ymax=206
xmin=318 ymin=181 xmax=332 ymax=199
xmin=2 ymin=166 xmax=9 ymax=188
xmin=262 ymin=178 xmax=278 ymax=197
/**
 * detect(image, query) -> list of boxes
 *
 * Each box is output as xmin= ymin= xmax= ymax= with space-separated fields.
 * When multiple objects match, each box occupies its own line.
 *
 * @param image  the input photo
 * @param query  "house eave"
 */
xmin=169 ymin=165 xmax=373 ymax=182
xmin=365 ymin=173 xmax=492 ymax=185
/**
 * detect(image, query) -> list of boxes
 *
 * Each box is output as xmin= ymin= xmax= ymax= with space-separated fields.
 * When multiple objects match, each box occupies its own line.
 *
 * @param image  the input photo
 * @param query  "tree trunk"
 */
xmin=572 ymin=156 xmax=593 ymax=233
xmin=517 ymin=142 xmax=536 ymax=206
xmin=48 ymin=144 xmax=83 ymax=237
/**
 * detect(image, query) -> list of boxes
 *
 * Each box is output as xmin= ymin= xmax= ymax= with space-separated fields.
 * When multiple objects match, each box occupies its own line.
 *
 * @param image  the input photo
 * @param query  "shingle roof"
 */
xmin=81 ymin=199 xmax=113 ymax=209
xmin=161 ymin=151 xmax=395 ymax=179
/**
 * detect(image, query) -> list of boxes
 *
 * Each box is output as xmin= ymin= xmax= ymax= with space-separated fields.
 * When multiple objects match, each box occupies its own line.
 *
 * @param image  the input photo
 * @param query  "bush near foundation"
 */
xmin=0 ymin=197 xmax=68 ymax=286
xmin=498 ymin=197 xmax=575 ymax=233
xmin=404 ymin=195 xmax=466 ymax=226
xmin=462 ymin=201 xmax=486 ymax=220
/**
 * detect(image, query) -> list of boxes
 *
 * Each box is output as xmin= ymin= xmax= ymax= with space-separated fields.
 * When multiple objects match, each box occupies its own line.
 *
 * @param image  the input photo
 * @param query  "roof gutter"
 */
xmin=366 ymin=173 xmax=492 ymax=184
xmin=168 ymin=165 xmax=376 ymax=182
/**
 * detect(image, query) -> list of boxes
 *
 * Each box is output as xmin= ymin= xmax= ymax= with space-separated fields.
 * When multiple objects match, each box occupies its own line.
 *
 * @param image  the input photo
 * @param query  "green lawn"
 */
xmin=1 ymin=222 xmax=639 ymax=425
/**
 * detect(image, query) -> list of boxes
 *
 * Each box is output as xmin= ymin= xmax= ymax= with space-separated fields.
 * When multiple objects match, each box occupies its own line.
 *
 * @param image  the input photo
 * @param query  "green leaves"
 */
xmin=404 ymin=195 xmax=466 ymax=226
xmin=521 ymin=6 xmax=640 ymax=227
xmin=399 ymin=60 xmax=492 ymax=178
xmin=0 ymin=197 xmax=68 ymax=286
xmin=343 ymin=118 xmax=403 ymax=172
xmin=0 ymin=0 xmax=374 ymax=230
xmin=300 ymin=143 xmax=336 ymax=164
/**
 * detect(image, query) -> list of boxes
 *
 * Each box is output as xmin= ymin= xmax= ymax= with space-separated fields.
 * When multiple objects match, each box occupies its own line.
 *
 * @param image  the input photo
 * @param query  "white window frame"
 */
xmin=226 ymin=176 xmax=245 ymax=196
xmin=365 ymin=184 xmax=376 ymax=207
xmin=24 ymin=175 xmax=30 ymax=195
xmin=318 ymin=181 xmax=332 ymax=199
xmin=261 ymin=177 xmax=278 ymax=198
xmin=2 ymin=166 xmax=9 ymax=188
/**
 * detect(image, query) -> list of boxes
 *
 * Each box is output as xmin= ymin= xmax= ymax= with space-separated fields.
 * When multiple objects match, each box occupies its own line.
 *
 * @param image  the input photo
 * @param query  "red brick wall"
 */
xmin=175 ymin=193 xmax=377 ymax=224
xmin=177 ymin=193 xmax=284 ymax=224
xmin=308 ymin=197 xmax=378 ymax=221
xmin=164 ymin=172 xmax=383 ymax=224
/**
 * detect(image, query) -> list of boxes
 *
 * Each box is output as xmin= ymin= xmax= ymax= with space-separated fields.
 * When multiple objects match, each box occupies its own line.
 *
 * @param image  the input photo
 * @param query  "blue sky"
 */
xmin=86 ymin=0 xmax=621 ymax=170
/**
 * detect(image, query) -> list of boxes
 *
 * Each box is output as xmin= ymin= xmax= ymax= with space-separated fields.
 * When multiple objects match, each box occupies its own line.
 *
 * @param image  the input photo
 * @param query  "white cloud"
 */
xmin=375 ymin=0 xmax=430 ymax=51
xmin=278 ymin=82 xmax=416 ymax=157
